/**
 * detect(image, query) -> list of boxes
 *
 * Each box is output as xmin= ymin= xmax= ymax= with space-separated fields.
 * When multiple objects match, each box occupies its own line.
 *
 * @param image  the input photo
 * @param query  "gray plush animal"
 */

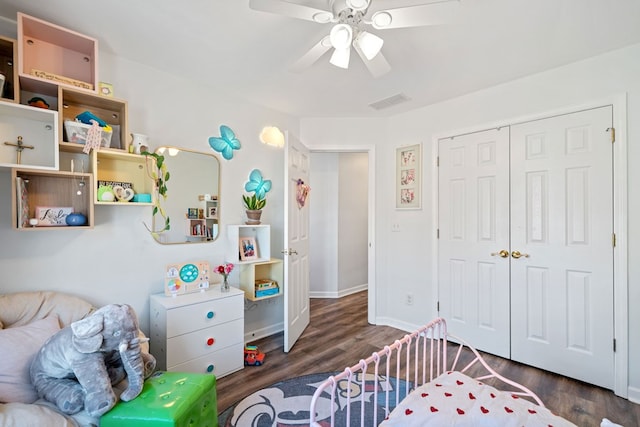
xmin=30 ymin=304 xmax=156 ymax=417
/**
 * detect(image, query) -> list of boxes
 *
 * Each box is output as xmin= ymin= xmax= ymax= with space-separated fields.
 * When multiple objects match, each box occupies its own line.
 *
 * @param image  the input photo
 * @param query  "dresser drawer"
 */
xmin=165 ymin=293 xmax=243 ymax=337
xmin=169 ymin=343 xmax=244 ymax=379
xmin=166 ymin=318 xmax=243 ymax=367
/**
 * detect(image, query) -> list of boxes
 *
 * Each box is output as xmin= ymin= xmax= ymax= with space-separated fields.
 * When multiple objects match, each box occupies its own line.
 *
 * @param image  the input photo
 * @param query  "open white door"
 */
xmin=283 ymin=131 xmax=310 ymax=352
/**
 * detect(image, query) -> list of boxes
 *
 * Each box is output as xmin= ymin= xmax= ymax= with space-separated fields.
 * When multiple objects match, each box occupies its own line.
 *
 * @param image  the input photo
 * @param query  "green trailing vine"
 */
xmin=142 ymin=151 xmax=171 ymax=235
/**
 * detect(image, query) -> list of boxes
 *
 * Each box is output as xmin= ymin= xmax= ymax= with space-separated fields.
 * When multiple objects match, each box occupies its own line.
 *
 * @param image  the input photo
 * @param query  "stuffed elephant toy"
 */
xmin=30 ymin=304 xmax=156 ymax=417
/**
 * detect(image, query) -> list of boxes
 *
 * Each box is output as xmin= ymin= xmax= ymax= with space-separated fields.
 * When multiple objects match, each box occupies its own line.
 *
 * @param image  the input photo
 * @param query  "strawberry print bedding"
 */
xmin=380 ymin=371 xmax=577 ymax=427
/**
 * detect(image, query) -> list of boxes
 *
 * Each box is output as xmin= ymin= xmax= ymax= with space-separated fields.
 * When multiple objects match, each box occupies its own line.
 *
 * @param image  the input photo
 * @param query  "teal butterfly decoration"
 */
xmin=209 ymin=125 xmax=241 ymax=160
xmin=245 ymin=169 xmax=272 ymax=200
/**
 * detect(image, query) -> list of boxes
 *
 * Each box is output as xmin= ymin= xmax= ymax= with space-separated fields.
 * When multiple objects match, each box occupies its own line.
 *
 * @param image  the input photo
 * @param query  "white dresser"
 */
xmin=149 ymin=287 xmax=244 ymax=378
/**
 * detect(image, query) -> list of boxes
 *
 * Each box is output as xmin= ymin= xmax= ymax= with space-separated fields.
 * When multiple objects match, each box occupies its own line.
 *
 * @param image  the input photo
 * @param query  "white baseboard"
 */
xmin=374 ymin=316 xmax=420 ymax=334
xmin=310 ymin=284 xmax=367 ymax=299
xmin=244 ymin=322 xmax=283 ymax=343
xmin=628 ymin=386 xmax=640 ymax=404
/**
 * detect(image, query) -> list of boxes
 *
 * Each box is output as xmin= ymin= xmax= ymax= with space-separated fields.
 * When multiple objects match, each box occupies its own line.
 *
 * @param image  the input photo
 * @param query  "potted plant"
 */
xmin=242 ymin=194 xmax=266 ymax=225
xmin=243 ymin=169 xmax=271 ymax=225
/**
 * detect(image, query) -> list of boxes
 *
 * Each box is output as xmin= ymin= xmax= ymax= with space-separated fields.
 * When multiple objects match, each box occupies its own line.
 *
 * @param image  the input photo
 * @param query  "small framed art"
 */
xmin=396 ymin=143 xmax=421 ymax=209
xmin=207 ymin=206 xmax=217 ymax=218
xmin=239 ymin=237 xmax=258 ymax=261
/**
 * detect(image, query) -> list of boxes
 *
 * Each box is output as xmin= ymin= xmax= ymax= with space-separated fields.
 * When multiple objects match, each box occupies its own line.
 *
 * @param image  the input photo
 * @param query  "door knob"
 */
xmin=511 ymin=250 xmax=529 ymax=259
xmin=491 ymin=250 xmax=510 ymax=258
xmin=281 ymin=248 xmax=298 ymax=256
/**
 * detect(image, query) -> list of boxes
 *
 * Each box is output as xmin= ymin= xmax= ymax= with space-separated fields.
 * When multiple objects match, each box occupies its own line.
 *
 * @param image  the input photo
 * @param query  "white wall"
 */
xmin=309 ymin=153 xmax=339 ymax=295
xmin=337 ymin=152 xmax=368 ymax=293
xmin=301 ymin=43 xmax=640 ymax=396
xmin=309 ymin=152 xmax=368 ymax=297
xmin=0 ymin=48 xmax=298 ymax=337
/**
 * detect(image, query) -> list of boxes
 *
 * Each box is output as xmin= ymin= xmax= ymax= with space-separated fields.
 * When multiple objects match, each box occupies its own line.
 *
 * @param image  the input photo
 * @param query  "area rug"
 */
xmin=218 ymin=371 xmax=409 ymax=426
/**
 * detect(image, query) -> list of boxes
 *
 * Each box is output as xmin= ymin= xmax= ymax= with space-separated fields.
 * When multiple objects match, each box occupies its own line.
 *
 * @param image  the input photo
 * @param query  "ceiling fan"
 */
xmin=248 ymin=0 xmax=460 ymax=77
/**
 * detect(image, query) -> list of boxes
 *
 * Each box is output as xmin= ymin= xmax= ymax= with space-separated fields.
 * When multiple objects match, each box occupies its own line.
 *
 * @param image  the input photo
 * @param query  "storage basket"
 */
xmin=64 ymin=120 xmax=112 ymax=148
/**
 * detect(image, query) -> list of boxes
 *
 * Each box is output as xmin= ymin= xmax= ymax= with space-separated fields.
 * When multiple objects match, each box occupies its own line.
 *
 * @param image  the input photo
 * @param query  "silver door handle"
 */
xmin=281 ymin=248 xmax=298 ymax=255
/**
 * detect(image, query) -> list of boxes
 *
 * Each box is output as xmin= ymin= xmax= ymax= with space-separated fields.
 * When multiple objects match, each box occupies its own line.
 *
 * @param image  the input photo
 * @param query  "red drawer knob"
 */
xmin=207 ymin=337 xmax=215 ymax=346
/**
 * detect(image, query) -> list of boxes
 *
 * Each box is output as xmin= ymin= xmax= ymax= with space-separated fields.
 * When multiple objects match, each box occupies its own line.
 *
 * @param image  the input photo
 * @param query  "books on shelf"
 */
xmin=255 ymin=279 xmax=279 ymax=298
xmin=15 ymin=176 xmax=29 ymax=228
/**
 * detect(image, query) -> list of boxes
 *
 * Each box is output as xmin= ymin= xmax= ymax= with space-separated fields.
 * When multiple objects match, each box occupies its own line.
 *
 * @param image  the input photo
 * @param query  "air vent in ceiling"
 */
xmin=369 ymin=93 xmax=411 ymax=110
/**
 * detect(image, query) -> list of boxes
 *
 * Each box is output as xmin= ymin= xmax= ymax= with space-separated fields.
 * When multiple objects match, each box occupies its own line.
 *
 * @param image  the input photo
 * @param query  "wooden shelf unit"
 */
xmin=17 ymin=12 xmax=98 ymax=94
xmin=92 ymin=150 xmax=155 ymax=206
xmin=228 ymin=224 xmax=284 ymax=301
xmin=0 ymin=101 xmax=58 ymax=170
xmin=238 ymin=258 xmax=283 ymax=301
xmin=1 ymin=12 xmax=154 ymax=232
xmin=58 ymin=86 xmax=129 ymax=152
xmin=12 ymin=168 xmax=94 ymax=229
xmin=0 ymin=36 xmax=18 ymax=103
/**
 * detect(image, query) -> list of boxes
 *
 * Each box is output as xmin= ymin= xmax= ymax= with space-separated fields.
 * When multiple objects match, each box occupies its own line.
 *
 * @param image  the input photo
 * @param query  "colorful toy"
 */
xmin=97 ymin=185 xmax=115 ymax=202
xmin=164 ymin=261 xmax=211 ymax=296
xmin=244 ymin=345 xmax=265 ymax=366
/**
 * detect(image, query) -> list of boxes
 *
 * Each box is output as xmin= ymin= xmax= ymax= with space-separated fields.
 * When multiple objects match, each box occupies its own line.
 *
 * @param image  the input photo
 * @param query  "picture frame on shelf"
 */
xmin=395 ymin=143 xmax=422 ymax=210
xmin=187 ymin=208 xmax=199 ymax=219
xmin=207 ymin=206 xmax=217 ymax=218
xmin=239 ymin=237 xmax=258 ymax=261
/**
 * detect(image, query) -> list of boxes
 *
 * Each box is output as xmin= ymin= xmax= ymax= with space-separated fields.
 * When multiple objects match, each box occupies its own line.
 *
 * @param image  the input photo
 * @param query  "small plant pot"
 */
xmin=246 ymin=209 xmax=262 ymax=225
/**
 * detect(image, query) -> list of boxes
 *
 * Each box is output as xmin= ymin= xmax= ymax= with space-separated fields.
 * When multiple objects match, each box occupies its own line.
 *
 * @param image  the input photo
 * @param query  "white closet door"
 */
xmin=510 ymin=106 xmax=614 ymax=389
xmin=438 ymin=127 xmax=511 ymax=358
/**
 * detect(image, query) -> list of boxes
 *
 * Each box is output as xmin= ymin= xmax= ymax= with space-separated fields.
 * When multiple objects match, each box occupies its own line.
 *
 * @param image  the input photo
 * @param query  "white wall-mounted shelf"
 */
xmin=227 ymin=224 xmax=284 ymax=301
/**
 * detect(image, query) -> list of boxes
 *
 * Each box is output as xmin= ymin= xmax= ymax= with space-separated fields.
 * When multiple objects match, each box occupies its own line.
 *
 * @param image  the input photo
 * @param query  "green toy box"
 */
xmin=101 ymin=371 xmax=217 ymax=427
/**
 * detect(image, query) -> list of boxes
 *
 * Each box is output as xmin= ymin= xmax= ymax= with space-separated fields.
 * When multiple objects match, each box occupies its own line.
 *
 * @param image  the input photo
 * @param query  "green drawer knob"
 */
xmin=207 ymin=364 xmax=214 ymax=373
xmin=207 ymin=311 xmax=214 ymax=319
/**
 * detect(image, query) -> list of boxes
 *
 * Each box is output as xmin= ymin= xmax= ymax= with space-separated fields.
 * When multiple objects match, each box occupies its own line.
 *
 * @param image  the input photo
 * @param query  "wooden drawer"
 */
xmin=165 ymin=293 xmax=243 ymax=337
xmin=166 ymin=318 xmax=243 ymax=367
xmin=169 ymin=343 xmax=244 ymax=378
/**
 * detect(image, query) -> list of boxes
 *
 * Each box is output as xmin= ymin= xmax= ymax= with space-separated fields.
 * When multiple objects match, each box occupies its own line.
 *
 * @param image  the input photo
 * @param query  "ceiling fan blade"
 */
xmin=354 ymin=44 xmax=391 ymax=78
xmin=249 ymin=0 xmax=334 ymax=23
xmin=371 ymin=0 xmax=460 ymax=29
xmin=290 ymin=36 xmax=332 ymax=72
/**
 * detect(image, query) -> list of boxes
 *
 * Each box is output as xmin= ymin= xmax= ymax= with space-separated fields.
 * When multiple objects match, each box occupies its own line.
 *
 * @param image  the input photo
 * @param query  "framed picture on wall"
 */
xmin=396 ymin=143 xmax=421 ymax=209
xmin=239 ymin=237 xmax=258 ymax=261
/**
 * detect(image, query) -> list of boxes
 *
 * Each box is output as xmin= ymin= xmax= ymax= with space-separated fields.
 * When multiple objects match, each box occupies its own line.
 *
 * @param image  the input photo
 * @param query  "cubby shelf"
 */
xmin=12 ymin=168 xmax=94 ymax=230
xmin=227 ymin=224 xmax=283 ymax=301
xmin=239 ymin=258 xmax=283 ymax=301
xmin=17 ymin=12 xmax=98 ymax=94
xmin=92 ymin=150 xmax=155 ymax=206
xmin=0 ymin=36 xmax=18 ymax=103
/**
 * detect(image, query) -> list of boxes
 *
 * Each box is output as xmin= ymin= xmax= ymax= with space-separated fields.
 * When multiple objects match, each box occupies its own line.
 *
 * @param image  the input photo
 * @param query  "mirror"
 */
xmin=151 ymin=146 xmax=220 ymax=244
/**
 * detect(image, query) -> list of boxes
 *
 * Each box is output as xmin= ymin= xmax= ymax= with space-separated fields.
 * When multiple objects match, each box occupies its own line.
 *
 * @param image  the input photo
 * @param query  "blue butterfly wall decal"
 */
xmin=245 ymin=169 xmax=272 ymax=200
xmin=209 ymin=125 xmax=241 ymax=160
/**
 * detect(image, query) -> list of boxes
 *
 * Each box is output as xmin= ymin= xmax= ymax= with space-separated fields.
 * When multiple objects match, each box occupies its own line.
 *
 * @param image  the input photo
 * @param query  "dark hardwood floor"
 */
xmin=216 ymin=291 xmax=639 ymax=426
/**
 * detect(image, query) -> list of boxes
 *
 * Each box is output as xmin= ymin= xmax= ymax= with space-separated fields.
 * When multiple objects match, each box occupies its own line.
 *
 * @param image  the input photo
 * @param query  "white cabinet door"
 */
xmin=510 ymin=106 xmax=614 ymax=389
xmin=438 ymin=127 xmax=511 ymax=358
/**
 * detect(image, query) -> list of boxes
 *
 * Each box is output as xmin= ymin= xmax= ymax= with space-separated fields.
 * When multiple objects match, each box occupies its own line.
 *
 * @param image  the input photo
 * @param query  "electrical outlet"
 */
xmin=392 ymin=223 xmax=401 ymax=232
xmin=406 ymin=293 xmax=413 ymax=305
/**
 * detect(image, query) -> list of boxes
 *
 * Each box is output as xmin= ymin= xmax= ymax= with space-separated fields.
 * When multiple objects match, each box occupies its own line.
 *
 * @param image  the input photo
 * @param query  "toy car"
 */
xmin=244 ymin=345 xmax=266 ymax=366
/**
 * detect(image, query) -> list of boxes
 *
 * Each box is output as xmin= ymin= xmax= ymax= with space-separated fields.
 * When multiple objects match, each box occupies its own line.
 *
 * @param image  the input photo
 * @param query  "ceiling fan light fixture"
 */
xmin=371 ymin=11 xmax=392 ymax=29
xmin=355 ymin=31 xmax=384 ymax=60
xmin=329 ymin=23 xmax=353 ymax=49
xmin=346 ymin=0 xmax=370 ymax=11
xmin=330 ymin=47 xmax=351 ymax=69
xmin=312 ymin=11 xmax=333 ymax=23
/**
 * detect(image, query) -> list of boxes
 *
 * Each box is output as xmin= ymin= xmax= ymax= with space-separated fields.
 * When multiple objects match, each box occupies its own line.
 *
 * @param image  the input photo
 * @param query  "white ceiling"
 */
xmin=1 ymin=0 xmax=639 ymax=118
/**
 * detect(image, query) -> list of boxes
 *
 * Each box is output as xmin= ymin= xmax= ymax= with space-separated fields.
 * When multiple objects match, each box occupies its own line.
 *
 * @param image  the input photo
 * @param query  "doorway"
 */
xmin=309 ymin=147 xmax=376 ymax=324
